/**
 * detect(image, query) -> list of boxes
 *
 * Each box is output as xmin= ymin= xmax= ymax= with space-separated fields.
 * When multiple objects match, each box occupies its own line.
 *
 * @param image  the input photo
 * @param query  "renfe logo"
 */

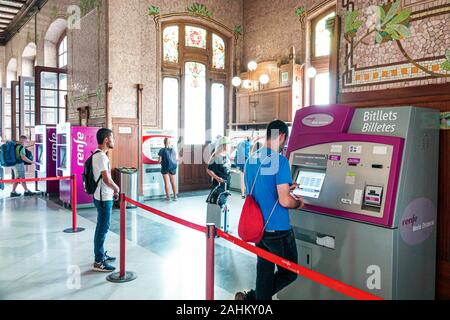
xmin=73 ymin=131 xmax=87 ymax=167
xmin=302 ymin=114 xmax=334 ymax=127
xmin=50 ymin=132 xmax=57 ymax=162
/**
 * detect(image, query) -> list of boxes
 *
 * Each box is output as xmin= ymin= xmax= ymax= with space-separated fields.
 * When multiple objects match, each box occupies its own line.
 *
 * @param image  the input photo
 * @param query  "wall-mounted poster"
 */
xmin=441 ymin=112 xmax=450 ymax=130
xmin=281 ymin=72 xmax=289 ymax=83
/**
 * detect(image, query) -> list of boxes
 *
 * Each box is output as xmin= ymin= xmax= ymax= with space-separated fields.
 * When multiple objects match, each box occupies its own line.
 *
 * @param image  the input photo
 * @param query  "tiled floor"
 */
xmin=0 ymin=185 xmax=257 ymax=300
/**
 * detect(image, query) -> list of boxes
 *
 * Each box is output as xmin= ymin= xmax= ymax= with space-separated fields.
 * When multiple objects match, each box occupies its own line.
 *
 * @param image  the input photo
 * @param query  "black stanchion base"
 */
xmin=106 ymin=271 xmax=138 ymax=283
xmin=63 ymin=227 xmax=86 ymax=234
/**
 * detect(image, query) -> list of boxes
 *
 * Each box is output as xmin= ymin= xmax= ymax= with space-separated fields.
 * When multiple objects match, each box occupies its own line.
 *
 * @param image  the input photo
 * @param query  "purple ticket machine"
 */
xmin=56 ymin=123 xmax=100 ymax=208
xmin=280 ymin=105 xmax=439 ymax=300
xmin=35 ymin=125 xmax=58 ymax=195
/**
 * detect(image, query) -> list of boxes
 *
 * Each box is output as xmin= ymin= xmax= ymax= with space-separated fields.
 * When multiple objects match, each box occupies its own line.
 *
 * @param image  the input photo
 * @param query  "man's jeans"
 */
xmin=250 ymin=229 xmax=299 ymax=300
xmin=94 ymin=199 xmax=113 ymax=263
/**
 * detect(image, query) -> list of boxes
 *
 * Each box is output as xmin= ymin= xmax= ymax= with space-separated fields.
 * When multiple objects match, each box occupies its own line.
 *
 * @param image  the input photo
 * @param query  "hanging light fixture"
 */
xmin=306 ymin=67 xmax=318 ymax=79
xmin=248 ymin=61 xmax=258 ymax=71
xmin=232 ymin=76 xmax=242 ymax=87
xmin=259 ymin=74 xmax=270 ymax=85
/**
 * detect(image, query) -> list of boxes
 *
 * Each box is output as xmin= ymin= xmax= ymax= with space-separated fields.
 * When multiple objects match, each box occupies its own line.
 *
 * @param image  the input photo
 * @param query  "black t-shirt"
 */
xmin=208 ymin=155 xmax=231 ymax=187
xmin=158 ymin=148 xmax=177 ymax=172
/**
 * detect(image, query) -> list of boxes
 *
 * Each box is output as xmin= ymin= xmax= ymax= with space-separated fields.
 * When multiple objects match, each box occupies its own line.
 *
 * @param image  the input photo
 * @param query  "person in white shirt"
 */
xmin=92 ymin=128 xmax=120 ymax=273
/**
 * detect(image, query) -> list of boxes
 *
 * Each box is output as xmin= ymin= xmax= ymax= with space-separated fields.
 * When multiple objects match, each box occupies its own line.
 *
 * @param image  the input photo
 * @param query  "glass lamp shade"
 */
xmin=259 ymin=74 xmax=270 ymax=85
xmin=306 ymin=67 xmax=318 ymax=79
xmin=232 ymin=77 xmax=242 ymax=87
xmin=248 ymin=61 xmax=258 ymax=71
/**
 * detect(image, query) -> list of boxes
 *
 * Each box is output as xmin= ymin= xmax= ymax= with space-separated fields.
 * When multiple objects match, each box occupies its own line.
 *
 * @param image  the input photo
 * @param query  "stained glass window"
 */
xmin=314 ymin=12 xmax=336 ymax=57
xmin=163 ymin=26 xmax=179 ymax=64
xmin=185 ymin=26 xmax=207 ymax=49
xmin=212 ymin=34 xmax=225 ymax=69
xmin=184 ymin=62 xmax=206 ymax=145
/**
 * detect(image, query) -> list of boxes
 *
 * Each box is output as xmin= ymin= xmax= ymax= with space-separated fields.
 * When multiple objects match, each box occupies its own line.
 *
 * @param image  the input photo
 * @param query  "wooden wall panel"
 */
xmin=111 ymin=118 xmax=139 ymax=171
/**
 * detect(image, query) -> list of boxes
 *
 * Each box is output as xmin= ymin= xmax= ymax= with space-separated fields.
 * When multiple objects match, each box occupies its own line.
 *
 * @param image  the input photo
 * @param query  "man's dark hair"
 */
xmin=266 ymin=120 xmax=289 ymax=140
xmin=97 ymin=128 xmax=113 ymax=145
xmin=19 ymin=135 xmax=28 ymax=140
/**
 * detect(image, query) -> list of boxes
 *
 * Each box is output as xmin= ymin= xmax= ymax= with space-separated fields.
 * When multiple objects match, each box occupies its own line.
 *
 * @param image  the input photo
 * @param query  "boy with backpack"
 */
xmin=86 ymin=128 xmax=120 ymax=273
xmin=1 ymin=136 xmax=36 ymax=198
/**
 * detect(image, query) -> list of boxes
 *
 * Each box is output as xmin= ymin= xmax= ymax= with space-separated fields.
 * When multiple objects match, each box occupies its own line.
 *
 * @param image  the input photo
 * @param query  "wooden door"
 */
xmin=178 ymin=61 xmax=211 ymax=192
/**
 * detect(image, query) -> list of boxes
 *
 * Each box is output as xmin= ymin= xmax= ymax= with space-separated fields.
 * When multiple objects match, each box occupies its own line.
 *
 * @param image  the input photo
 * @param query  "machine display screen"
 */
xmin=294 ymin=171 xmax=326 ymax=199
xmin=37 ymin=145 xmax=44 ymax=164
xmin=59 ymin=148 xmax=67 ymax=169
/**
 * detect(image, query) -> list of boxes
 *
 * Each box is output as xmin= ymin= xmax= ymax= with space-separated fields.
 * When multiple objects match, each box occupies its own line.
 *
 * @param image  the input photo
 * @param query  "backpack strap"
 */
xmin=244 ymin=152 xmax=279 ymax=232
xmin=92 ymin=150 xmax=103 ymax=201
xmin=244 ymin=153 xmax=271 ymax=197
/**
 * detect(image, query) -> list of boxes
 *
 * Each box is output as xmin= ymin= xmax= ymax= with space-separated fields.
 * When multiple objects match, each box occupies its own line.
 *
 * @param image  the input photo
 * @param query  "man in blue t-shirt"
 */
xmin=236 ymin=120 xmax=304 ymax=301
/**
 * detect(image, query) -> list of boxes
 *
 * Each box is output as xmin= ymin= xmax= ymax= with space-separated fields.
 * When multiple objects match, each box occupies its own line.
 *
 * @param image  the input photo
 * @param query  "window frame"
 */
xmin=310 ymin=8 xmax=336 ymax=106
xmin=35 ymin=66 xmax=68 ymax=126
xmin=311 ymin=9 xmax=336 ymax=61
xmin=57 ymin=33 xmax=68 ymax=69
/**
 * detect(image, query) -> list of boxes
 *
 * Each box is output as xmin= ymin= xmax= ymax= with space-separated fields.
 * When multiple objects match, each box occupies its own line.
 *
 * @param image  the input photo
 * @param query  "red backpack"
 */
xmin=238 ymin=156 xmax=279 ymax=244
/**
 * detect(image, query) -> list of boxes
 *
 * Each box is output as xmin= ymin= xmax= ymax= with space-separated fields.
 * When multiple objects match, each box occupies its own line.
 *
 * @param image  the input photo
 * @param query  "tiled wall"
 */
xmin=340 ymin=0 xmax=450 ymax=93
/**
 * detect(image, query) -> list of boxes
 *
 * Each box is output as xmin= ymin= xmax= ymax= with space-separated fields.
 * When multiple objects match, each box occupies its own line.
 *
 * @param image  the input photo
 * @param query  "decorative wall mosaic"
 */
xmin=340 ymin=0 xmax=450 ymax=92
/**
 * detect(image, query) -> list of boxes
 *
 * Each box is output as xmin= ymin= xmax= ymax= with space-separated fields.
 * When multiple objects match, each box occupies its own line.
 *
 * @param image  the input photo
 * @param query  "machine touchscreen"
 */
xmin=37 ymin=146 xmax=44 ymax=164
xmin=294 ymin=171 xmax=326 ymax=199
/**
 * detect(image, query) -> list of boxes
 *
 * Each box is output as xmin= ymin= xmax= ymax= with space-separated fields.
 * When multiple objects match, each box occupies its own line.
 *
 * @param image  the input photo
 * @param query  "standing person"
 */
xmin=11 ymin=135 xmax=37 ymax=198
xmin=235 ymin=137 xmax=251 ymax=199
xmin=207 ymin=137 xmax=232 ymax=191
xmin=235 ymin=120 xmax=304 ymax=301
xmin=158 ymin=138 xmax=178 ymax=201
xmin=92 ymin=128 xmax=120 ymax=273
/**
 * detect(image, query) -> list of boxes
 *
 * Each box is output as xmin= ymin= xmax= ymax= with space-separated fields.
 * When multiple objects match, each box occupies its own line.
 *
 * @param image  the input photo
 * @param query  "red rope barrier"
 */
xmin=120 ymin=196 xmax=383 ymax=301
xmin=1 ymin=175 xmax=84 ymax=234
xmin=216 ymin=229 xmax=383 ymax=301
xmin=0 ymin=176 xmax=72 ymax=184
xmin=124 ymin=196 xmax=207 ymax=233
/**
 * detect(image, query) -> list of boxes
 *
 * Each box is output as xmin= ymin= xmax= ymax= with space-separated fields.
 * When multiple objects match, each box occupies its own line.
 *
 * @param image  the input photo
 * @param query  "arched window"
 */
xmin=58 ymin=34 xmax=68 ymax=68
xmin=310 ymin=9 xmax=336 ymax=105
xmin=161 ymin=23 xmax=229 ymax=145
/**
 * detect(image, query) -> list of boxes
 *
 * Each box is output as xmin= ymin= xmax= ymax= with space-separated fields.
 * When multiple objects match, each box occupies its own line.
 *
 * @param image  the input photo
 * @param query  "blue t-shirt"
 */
xmin=235 ymin=140 xmax=251 ymax=171
xmin=244 ymin=148 xmax=293 ymax=231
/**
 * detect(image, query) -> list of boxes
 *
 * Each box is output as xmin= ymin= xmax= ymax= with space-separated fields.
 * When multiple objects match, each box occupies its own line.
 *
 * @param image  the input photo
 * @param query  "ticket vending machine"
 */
xmin=142 ymin=129 xmax=178 ymax=199
xmin=56 ymin=123 xmax=100 ymax=208
xmin=35 ymin=125 xmax=58 ymax=195
xmin=280 ymin=105 xmax=439 ymax=300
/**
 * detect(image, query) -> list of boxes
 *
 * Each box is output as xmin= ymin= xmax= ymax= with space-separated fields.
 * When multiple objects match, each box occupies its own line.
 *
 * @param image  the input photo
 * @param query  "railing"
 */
xmin=0 ymin=175 xmax=84 ymax=233
xmin=107 ymin=194 xmax=383 ymax=301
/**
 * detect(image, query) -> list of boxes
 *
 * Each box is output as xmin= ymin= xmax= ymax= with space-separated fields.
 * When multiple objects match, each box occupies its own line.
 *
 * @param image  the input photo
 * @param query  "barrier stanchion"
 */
xmin=0 ymin=175 xmax=85 ymax=234
xmin=206 ymin=224 xmax=216 ymax=301
xmin=64 ymin=175 xmax=85 ymax=234
xmin=107 ymin=193 xmax=137 ymax=283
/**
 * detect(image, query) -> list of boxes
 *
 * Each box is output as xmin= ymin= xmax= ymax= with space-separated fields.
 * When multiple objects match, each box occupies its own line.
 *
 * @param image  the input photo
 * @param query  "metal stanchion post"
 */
xmin=206 ymin=224 xmax=216 ymax=301
xmin=64 ymin=175 xmax=85 ymax=233
xmin=107 ymin=194 xmax=137 ymax=283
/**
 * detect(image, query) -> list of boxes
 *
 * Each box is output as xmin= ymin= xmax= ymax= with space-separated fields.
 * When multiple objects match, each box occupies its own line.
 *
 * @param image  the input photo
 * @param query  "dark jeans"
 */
xmin=94 ymin=199 xmax=113 ymax=263
xmin=248 ymin=229 xmax=298 ymax=300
